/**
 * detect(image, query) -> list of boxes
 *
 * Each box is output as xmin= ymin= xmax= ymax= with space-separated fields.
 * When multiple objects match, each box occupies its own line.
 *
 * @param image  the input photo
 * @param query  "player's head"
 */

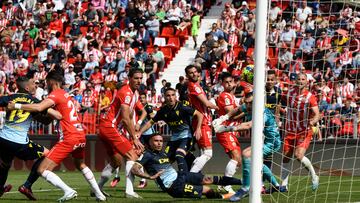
xmin=16 ymin=76 xmax=36 ymax=95
xmin=164 ymin=88 xmax=177 ymax=106
xmin=46 ymin=71 xmax=64 ymax=92
xmin=148 ymin=133 xmax=163 ymax=151
xmin=296 ymin=73 xmax=308 ymax=90
xmin=139 ymin=92 xmax=147 ymax=105
xmin=185 ymin=65 xmax=201 ymax=82
xmin=221 ymin=72 xmax=234 ymax=92
xmin=266 ymin=70 xmax=277 ymax=90
xmin=244 ymin=91 xmax=253 ymax=112
xmin=128 ymin=68 xmax=143 ymax=91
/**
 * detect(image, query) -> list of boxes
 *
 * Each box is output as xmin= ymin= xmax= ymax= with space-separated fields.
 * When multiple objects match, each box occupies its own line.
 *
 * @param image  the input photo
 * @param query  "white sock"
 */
xmin=98 ymin=163 xmax=115 ymax=189
xmin=190 ymin=149 xmax=212 ymax=173
xmin=125 ymin=161 xmax=135 ymax=194
xmin=300 ymin=156 xmax=317 ymax=180
xmin=225 ymin=159 xmax=238 ymax=177
xmin=140 ymin=167 xmax=146 ymax=183
xmin=42 ymin=170 xmax=73 ymax=193
xmin=114 ymin=167 xmax=120 ymax=178
xmin=82 ymin=167 xmax=104 ymax=198
xmin=280 ymin=162 xmax=291 ymax=187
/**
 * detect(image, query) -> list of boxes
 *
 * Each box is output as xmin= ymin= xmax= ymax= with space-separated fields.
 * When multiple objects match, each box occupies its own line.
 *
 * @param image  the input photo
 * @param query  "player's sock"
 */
xmin=241 ymin=157 xmax=251 ymax=189
xmin=300 ymin=156 xmax=317 ymax=180
xmin=185 ymin=152 xmax=196 ymax=171
xmin=81 ymin=167 xmax=104 ymax=198
xmin=225 ymin=159 xmax=238 ymax=177
xmin=98 ymin=163 xmax=115 ymax=189
xmin=41 ymin=170 xmax=73 ymax=193
xmin=0 ymin=164 xmax=10 ymax=187
xmin=262 ymin=164 xmax=279 ymax=187
xmin=24 ymin=157 xmax=44 ymax=189
xmin=212 ymin=176 xmax=242 ymax=185
xmin=125 ymin=161 xmax=135 ymax=194
xmin=114 ymin=167 xmax=120 ymax=178
xmin=190 ymin=149 xmax=212 ymax=173
xmin=280 ymin=162 xmax=291 ymax=187
xmin=175 ymin=150 xmax=188 ymax=172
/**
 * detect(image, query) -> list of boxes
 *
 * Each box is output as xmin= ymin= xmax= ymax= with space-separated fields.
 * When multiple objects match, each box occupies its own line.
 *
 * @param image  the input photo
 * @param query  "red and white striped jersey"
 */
xmin=284 ymin=88 xmax=318 ymax=133
xmin=228 ymin=33 xmax=238 ymax=46
xmin=340 ymin=82 xmax=354 ymax=98
xmin=61 ymin=41 xmax=72 ymax=53
xmin=105 ymin=50 xmax=117 ymax=63
xmin=34 ymin=70 xmax=47 ymax=81
xmin=82 ymin=95 xmax=95 ymax=107
xmin=188 ymin=81 xmax=212 ymax=125
xmin=123 ymin=48 xmax=135 ymax=63
xmin=105 ymin=73 xmax=118 ymax=82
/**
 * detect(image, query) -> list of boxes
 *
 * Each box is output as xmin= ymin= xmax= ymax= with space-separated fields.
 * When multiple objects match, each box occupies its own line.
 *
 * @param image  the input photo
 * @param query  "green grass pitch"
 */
xmin=1 ymin=171 xmax=360 ymax=202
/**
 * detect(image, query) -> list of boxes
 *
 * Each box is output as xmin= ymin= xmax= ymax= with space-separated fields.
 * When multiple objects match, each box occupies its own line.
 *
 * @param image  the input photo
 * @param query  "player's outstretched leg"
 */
xmin=99 ymin=163 xmax=116 ymax=189
xmin=190 ymin=148 xmax=212 ymax=173
xmin=0 ymin=159 xmax=12 ymax=197
xmin=124 ymin=150 xmax=142 ymax=198
xmin=295 ymin=148 xmax=319 ymax=191
xmin=19 ymin=157 xmax=44 ymax=200
xmin=74 ymin=158 xmax=106 ymax=201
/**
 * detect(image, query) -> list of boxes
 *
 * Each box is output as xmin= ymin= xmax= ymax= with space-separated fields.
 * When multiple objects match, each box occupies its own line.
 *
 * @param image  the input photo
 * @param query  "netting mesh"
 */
xmin=262 ymin=1 xmax=360 ymax=202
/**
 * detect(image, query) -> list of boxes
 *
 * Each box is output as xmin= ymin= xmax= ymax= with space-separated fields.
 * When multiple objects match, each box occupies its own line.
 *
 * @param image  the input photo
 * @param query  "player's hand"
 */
xmin=194 ymin=129 xmax=202 ymax=140
xmin=150 ymin=169 xmax=164 ymax=180
xmin=135 ymin=123 xmax=141 ymax=131
xmin=7 ymin=102 xmax=15 ymax=110
xmin=133 ymin=138 xmax=144 ymax=151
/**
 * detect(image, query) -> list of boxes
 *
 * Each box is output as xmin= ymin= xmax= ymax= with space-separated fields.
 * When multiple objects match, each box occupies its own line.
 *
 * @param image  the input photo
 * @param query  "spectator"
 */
xmin=83 ymin=54 xmax=99 ymax=80
xmin=145 ymin=12 xmax=160 ymax=39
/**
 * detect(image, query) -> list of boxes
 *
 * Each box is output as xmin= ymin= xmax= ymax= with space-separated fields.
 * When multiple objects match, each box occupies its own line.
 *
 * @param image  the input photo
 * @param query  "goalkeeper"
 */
xmin=212 ymin=92 xmax=286 ymax=202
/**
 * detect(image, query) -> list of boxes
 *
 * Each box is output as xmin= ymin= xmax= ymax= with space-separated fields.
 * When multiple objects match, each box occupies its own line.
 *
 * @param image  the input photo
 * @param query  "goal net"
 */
xmin=262 ymin=0 xmax=360 ymax=202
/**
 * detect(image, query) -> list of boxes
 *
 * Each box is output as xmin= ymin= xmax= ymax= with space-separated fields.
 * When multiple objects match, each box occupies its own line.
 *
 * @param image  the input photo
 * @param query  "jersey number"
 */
xmin=184 ymin=184 xmax=194 ymax=193
xmin=9 ymin=109 xmax=30 ymax=123
xmin=67 ymin=100 xmax=78 ymax=121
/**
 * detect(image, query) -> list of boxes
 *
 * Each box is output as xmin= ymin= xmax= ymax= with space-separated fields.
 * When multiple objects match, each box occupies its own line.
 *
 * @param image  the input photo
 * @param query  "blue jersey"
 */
xmin=263 ymin=108 xmax=281 ymax=148
xmin=0 ymin=93 xmax=40 ymax=144
xmin=138 ymin=150 xmax=178 ymax=191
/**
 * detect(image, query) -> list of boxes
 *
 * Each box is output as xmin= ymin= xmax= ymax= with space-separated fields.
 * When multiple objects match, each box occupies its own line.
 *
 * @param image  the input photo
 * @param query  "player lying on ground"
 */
xmin=139 ymin=87 xmax=203 ymax=172
xmin=213 ymin=92 xmax=286 ymax=201
xmin=8 ymin=72 xmax=106 ymax=202
xmin=0 ymin=76 xmax=62 ymax=200
xmin=131 ymin=133 xmax=242 ymax=199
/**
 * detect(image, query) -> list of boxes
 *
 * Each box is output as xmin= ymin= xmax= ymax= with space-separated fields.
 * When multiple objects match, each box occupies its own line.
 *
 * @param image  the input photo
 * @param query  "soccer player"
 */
xmin=215 ymin=72 xmax=242 ymax=194
xmin=280 ymin=73 xmax=320 ymax=191
xmin=212 ymin=92 xmax=285 ymax=201
xmin=185 ymin=64 xmax=219 ymax=173
xmin=96 ymin=68 xmax=144 ymax=198
xmin=131 ymin=133 xmax=242 ymax=199
xmin=8 ymin=72 xmax=106 ymax=202
xmin=0 ymin=76 xmax=62 ymax=200
xmin=139 ymin=88 xmax=203 ymax=172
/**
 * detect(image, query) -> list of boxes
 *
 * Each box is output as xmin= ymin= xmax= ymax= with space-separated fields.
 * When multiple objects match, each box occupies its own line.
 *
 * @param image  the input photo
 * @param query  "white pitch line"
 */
xmin=6 ymin=188 xmax=78 ymax=194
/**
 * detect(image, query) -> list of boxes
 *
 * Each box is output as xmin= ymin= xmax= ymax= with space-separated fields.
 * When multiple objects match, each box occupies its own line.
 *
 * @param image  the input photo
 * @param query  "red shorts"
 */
xmin=98 ymin=125 xmax=133 ymax=156
xmin=283 ymin=129 xmax=313 ymax=154
xmin=47 ymin=136 xmax=86 ymax=165
xmin=216 ymin=132 xmax=241 ymax=153
xmin=196 ymin=124 xmax=212 ymax=148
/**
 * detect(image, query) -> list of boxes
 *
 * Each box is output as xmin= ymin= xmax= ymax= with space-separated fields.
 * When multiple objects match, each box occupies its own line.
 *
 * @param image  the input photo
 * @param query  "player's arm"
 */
xmin=131 ymin=162 xmax=164 ymax=180
xmin=121 ymin=104 xmax=144 ymax=150
xmin=193 ymin=110 xmax=203 ymax=140
xmin=136 ymin=108 xmax=147 ymax=131
xmin=213 ymin=106 xmax=243 ymax=127
xmin=8 ymin=99 xmax=55 ymax=112
xmin=33 ymin=108 xmax=62 ymax=125
xmin=309 ymin=105 xmax=320 ymax=127
xmin=234 ymin=121 xmax=253 ymax=131
xmin=196 ymin=94 xmax=219 ymax=110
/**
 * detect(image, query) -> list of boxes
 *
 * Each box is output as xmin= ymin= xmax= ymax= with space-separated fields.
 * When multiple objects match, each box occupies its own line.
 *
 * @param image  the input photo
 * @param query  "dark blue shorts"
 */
xmin=165 ymin=137 xmax=193 ymax=160
xmin=0 ymin=137 xmax=45 ymax=164
xmin=167 ymin=171 xmax=204 ymax=198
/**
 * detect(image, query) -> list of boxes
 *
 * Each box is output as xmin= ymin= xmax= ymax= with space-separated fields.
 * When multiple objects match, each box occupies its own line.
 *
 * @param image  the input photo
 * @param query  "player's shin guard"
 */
xmin=82 ymin=167 xmax=104 ymax=198
xmin=280 ymin=162 xmax=291 ymax=187
xmin=98 ymin=163 xmax=115 ymax=189
xmin=24 ymin=157 xmax=44 ymax=189
xmin=300 ymin=156 xmax=316 ymax=179
xmin=263 ymin=164 xmax=279 ymax=186
xmin=205 ymin=189 xmax=222 ymax=199
xmin=190 ymin=149 xmax=212 ymax=173
xmin=212 ymin=176 xmax=242 ymax=185
xmin=175 ymin=151 xmax=188 ymax=172
xmin=125 ymin=161 xmax=135 ymax=194
xmin=242 ymin=157 xmax=251 ymax=189
xmin=185 ymin=152 xmax=195 ymax=171
xmin=225 ymin=159 xmax=238 ymax=177
xmin=42 ymin=170 xmax=73 ymax=193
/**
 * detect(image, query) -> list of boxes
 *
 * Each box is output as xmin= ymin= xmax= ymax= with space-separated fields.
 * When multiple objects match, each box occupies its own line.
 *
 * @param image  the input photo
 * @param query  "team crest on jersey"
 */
xmin=176 ymin=110 xmax=179 ymax=116
xmin=125 ymin=96 xmax=131 ymax=104
xmin=225 ymin=98 xmax=231 ymax=105
xmin=195 ymin=86 xmax=202 ymax=94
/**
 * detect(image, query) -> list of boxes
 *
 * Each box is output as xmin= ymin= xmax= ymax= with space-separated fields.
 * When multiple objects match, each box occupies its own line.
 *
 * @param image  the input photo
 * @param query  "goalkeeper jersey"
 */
xmin=263 ymin=108 xmax=281 ymax=147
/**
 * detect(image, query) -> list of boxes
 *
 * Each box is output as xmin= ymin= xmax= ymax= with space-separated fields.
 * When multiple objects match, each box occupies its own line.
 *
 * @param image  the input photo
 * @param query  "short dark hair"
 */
xmin=46 ymin=70 xmax=64 ymax=83
xmin=164 ymin=87 xmax=176 ymax=94
xmin=267 ymin=69 xmax=276 ymax=76
xmin=245 ymin=91 xmax=253 ymax=98
xmin=16 ymin=76 xmax=30 ymax=93
xmin=220 ymin=72 xmax=233 ymax=81
xmin=128 ymin=68 xmax=144 ymax=78
xmin=185 ymin=65 xmax=201 ymax=75
xmin=139 ymin=92 xmax=147 ymax=97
